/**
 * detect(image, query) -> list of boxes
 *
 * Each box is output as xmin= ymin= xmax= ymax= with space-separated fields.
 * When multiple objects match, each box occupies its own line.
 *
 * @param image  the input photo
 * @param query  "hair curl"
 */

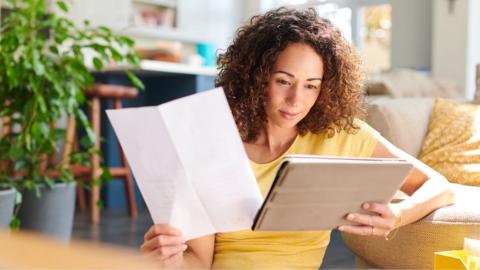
xmin=216 ymin=7 xmax=366 ymax=142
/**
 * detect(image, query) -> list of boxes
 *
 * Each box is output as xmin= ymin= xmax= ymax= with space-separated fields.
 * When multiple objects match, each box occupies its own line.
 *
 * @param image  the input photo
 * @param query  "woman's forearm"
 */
xmin=178 ymin=249 xmax=212 ymax=269
xmin=394 ymin=177 xmax=455 ymax=227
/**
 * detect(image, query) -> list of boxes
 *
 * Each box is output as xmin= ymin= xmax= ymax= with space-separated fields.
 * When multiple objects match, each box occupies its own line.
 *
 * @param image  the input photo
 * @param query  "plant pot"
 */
xmin=0 ymin=188 xmax=16 ymax=228
xmin=18 ymin=182 xmax=76 ymax=241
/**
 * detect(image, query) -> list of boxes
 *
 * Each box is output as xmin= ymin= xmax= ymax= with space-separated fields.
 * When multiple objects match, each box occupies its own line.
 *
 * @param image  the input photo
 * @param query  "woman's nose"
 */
xmin=285 ymin=84 xmax=301 ymax=106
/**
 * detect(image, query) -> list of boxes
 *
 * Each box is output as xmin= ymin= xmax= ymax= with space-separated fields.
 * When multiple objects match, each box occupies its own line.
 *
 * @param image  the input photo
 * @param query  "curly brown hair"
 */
xmin=216 ymin=7 xmax=366 ymax=142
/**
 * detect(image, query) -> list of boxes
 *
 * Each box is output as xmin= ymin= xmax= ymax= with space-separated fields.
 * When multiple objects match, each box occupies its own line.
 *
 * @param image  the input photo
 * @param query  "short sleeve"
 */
xmin=351 ymin=118 xmax=381 ymax=157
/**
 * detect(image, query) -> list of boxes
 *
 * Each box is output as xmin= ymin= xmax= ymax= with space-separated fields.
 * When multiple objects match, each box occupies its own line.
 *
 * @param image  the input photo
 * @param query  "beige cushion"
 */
xmin=366 ymin=97 xmax=434 ymax=157
xmin=341 ymin=184 xmax=480 ymax=269
xmin=365 ymin=69 xmax=463 ymax=98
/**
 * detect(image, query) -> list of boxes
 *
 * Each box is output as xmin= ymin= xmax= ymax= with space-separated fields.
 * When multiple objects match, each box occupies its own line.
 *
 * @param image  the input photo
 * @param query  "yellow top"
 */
xmin=213 ymin=119 xmax=380 ymax=269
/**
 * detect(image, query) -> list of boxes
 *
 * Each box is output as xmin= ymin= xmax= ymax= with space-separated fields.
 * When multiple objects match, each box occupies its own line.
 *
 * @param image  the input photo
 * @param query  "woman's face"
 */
xmin=265 ymin=43 xmax=324 ymax=130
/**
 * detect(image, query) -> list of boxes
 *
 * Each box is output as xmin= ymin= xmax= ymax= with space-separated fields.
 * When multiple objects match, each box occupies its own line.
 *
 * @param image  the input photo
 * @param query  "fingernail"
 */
xmin=363 ymin=203 xmax=370 ymax=209
xmin=347 ymin=214 xmax=354 ymax=220
xmin=182 ymin=244 xmax=188 ymax=251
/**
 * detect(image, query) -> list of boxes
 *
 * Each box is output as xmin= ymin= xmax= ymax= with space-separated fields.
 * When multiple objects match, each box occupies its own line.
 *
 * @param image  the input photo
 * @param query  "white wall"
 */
xmin=60 ymin=0 xmax=132 ymax=29
xmin=61 ymin=0 xmax=243 ymax=51
xmin=432 ymin=0 xmax=480 ymax=99
xmin=178 ymin=0 xmax=243 ymax=50
xmin=390 ymin=0 xmax=432 ymax=70
xmin=466 ymin=0 xmax=480 ymax=98
xmin=432 ymin=0 xmax=469 ymax=92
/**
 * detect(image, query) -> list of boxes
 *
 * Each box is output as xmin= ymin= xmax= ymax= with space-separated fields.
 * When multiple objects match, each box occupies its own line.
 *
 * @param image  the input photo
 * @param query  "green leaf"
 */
xmin=92 ymin=57 xmax=103 ymax=70
xmin=33 ymin=58 xmax=46 ymax=76
xmin=32 ymin=122 xmax=41 ymax=138
xmin=25 ymin=134 xmax=32 ymax=151
xmin=116 ymin=36 xmax=135 ymax=47
xmin=9 ymin=145 xmax=23 ymax=160
xmin=79 ymin=135 xmax=93 ymax=149
xmin=100 ymin=166 xmax=112 ymax=183
xmin=127 ymin=53 xmax=141 ymax=66
xmin=126 ymin=71 xmax=144 ymax=90
xmin=10 ymin=216 xmax=20 ymax=230
xmin=54 ymin=128 xmax=66 ymax=140
xmin=99 ymin=26 xmax=112 ymax=35
xmin=49 ymin=46 xmax=59 ymax=54
xmin=56 ymin=1 xmax=69 ymax=12
xmin=14 ymin=190 xmax=22 ymax=205
xmin=14 ymin=160 xmax=27 ymax=171
xmin=110 ymin=48 xmax=123 ymax=62
xmin=95 ymin=199 xmax=104 ymax=209
xmin=77 ymin=111 xmax=96 ymax=145
xmin=34 ymin=185 xmax=41 ymax=199
xmin=44 ymin=177 xmax=55 ymax=189
xmin=36 ymin=95 xmax=47 ymax=113
xmin=72 ymin=45 xmax=82 ymax=57
xmin=25 ymin=180 xmax=35 ymax=190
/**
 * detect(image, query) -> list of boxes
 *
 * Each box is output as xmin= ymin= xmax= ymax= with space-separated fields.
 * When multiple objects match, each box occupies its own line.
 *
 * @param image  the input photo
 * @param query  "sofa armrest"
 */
xmin=341 ymin=184 xmax=480 ymax=269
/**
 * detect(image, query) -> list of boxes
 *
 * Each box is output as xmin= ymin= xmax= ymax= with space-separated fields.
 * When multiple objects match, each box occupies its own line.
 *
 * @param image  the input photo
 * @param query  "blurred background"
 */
xmin=27 ymin=0 xmax=479 ymax=98
xmin=1 ymin=0 xmax=480 ymax=268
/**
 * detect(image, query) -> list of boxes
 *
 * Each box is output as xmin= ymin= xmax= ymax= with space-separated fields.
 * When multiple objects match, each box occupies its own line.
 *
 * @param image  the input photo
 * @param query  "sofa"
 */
xmin=341 ymin=66 xmax=480 ymax=269
xmin=364 ymin=68 xmax=463 ymax=99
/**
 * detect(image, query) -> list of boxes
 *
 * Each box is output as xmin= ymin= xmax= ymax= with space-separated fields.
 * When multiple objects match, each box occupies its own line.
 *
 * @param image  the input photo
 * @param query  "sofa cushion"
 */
xmin=418 ymin=99 xmax=480 ymax=186
xmin=366 ymin=97 xmax=434 ymax=157
xmin=365 ymin=69 xmax=463 ymax=98
xmin=341 ymin=184 xmax=480 ymax=269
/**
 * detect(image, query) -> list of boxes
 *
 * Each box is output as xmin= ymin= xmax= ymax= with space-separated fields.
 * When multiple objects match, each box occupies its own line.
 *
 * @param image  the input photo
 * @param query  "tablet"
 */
xmin=252 ymin=155 xmax=413 ymax=231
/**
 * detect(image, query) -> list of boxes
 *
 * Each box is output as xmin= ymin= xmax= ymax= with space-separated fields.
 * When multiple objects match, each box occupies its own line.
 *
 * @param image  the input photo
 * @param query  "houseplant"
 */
xmin=0 ymin=0 xmax=143 ymax=239
xmin=0 ymin=181 xmax=16 ymax=229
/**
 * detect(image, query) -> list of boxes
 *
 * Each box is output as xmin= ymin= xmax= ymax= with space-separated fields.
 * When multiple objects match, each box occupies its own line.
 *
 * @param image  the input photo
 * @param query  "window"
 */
xmin=362 ymin=4 xmax=391 ymax=72
xmin=315 ymin=3 xmax=352 ymax=44
xmin=266 ymin=0 xmax=391 ymax=72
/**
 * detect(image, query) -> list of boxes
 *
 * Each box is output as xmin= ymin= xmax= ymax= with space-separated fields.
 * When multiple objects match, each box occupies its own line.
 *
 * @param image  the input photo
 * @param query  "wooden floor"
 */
xmin=72 ymin=206 xmax=355 ymax=269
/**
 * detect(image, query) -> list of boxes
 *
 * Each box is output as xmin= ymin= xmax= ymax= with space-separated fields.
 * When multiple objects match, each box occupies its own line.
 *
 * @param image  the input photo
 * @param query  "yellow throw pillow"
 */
xmin=418 ymin=98 xmax=480 ymax=186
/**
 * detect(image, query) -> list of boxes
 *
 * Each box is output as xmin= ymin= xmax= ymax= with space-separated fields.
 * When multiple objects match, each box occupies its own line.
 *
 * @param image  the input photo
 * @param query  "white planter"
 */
xmin=18 ymin=182 xmax=76 ymax=241
xmin=0 ymin=188 xmax=16 ymax=228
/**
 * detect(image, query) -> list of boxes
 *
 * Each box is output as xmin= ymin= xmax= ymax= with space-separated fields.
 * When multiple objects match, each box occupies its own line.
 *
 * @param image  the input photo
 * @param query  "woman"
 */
xmin=140 ymin=8 xmax=455 ymax=269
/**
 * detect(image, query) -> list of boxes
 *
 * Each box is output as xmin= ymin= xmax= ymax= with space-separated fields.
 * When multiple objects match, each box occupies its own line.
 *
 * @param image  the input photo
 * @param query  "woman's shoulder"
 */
xmin=297 ymin=118 xmax=380 ymax=157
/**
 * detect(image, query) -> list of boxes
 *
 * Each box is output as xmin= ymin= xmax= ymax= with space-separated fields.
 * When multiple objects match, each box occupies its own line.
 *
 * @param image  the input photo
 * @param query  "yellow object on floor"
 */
xmin=434 ymin=238 xmax=480 ymax=270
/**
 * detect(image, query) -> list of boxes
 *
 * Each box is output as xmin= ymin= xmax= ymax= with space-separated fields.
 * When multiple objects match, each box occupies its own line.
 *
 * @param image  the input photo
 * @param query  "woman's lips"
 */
xmin=280 ymin=110 xmax=301 ymax=120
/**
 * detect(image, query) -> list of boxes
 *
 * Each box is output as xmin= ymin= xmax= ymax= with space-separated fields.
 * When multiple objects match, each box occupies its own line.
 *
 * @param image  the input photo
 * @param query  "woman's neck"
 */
xmin=256 ymin=123 xmax=298 ymax=153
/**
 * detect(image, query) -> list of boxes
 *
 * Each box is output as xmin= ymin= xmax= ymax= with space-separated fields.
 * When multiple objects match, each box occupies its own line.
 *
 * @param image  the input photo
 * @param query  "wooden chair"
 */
xmin=0 ymin=112 xmax=12 ymax=175
xmin=64 ymin=84 xmax=139 ymax=224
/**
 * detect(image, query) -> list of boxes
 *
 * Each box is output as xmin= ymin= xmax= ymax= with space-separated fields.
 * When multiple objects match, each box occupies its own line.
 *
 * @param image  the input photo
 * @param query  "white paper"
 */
xmin=106 ymin=88 xmax=263 ymax=240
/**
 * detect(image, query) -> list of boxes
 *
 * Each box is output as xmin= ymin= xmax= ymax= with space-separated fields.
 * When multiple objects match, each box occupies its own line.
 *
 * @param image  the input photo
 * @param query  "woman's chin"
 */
xmin=272 ymin=119 xmax=301 ymax=129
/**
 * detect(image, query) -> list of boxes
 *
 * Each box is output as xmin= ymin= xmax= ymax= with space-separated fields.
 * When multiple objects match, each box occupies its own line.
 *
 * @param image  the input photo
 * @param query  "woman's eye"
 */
xmin=276 ymin=79 xmax=291 ymax=86
xmin=306 ymin=84 xmax=319 ymax=90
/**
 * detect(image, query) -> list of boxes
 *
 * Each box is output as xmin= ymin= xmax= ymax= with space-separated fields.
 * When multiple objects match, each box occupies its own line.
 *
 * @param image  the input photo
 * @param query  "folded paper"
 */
xmin=107 ymin=88 xmax=263 ymax=240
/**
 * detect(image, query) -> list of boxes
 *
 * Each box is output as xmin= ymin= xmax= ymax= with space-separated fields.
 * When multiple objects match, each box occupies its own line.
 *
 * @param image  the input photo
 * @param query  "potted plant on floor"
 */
xmin=0 ymin=180 xmax=16 ymax=229
xmin=0 ymin=0 xmax=143 ymax=240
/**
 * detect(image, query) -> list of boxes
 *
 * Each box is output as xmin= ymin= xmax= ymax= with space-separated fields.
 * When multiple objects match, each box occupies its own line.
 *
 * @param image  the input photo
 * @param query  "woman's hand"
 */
xmin=140 ymin=224 xmax=188 ymax=267
xmin=338 ymin=202 xmax=402 ymax=237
